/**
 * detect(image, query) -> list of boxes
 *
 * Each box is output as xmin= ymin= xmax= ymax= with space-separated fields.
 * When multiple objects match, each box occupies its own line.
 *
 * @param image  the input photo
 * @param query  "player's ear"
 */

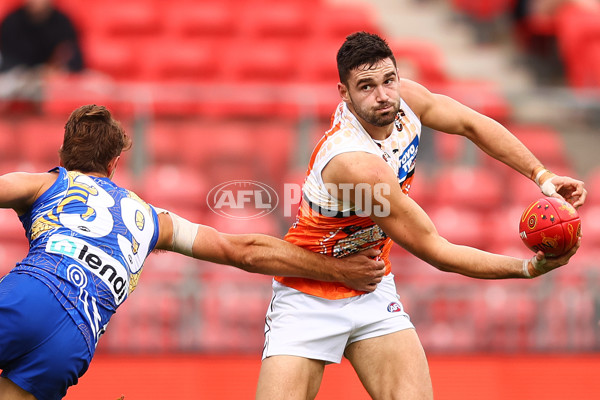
xmin=338 ymin=82 xmax=350 ymax=102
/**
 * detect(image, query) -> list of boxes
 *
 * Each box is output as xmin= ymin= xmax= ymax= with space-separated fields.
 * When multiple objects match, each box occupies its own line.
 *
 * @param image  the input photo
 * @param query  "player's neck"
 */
xmin=360 ymin=122 xmax=393 ymax=141
xmin=368 ymin=127 xmax=392 ymax=141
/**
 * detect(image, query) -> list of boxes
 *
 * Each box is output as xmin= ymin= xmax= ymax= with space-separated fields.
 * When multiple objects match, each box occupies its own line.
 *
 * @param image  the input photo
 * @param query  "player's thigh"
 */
xmin=344 ymin=328 xmax=433 ymax=400
xmin=0 ymin=273 xmax=90 ymax=400
xmin=256 ymin=355 xmax=325 ymax=400
xmin=0 ymin=377 xmax=36 ymax=400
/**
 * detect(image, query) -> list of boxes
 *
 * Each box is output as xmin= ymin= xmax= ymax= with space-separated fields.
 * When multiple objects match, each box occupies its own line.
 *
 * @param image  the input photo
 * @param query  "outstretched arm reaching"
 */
xmin=400 ymin=78 xmax=587 ymax=208
xmin=321 ymin=151 xmax=580 ymax=280
xmin=154 ymin=210 xmax=386 ymax=293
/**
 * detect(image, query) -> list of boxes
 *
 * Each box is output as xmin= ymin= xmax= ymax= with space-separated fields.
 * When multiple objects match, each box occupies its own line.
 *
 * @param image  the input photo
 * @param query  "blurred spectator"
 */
xmin=0 ymin=0 xmax=83 ymax=112
xmin=0 ymin=0 xmax=83 ymax=72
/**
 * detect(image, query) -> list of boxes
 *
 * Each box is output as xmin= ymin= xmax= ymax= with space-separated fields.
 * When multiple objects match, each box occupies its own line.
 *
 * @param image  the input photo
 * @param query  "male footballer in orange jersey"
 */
xmin=255 ymin=32 xmax=587 ymax=400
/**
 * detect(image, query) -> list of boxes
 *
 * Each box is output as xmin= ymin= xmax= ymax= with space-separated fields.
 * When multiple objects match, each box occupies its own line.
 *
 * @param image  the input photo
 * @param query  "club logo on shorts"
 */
xmin=387 ymin=302 xmax=403 ymax=313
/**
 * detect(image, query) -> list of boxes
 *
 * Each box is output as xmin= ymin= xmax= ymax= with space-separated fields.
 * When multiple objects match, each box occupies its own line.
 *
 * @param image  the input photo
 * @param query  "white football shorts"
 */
xmin=262 ymin=274 xmax=414 ymax=364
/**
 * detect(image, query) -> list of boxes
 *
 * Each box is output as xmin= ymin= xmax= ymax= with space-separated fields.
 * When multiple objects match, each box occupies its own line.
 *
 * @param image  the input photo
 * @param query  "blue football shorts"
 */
xmin=0 ymin=272 xmax=91 ymax=400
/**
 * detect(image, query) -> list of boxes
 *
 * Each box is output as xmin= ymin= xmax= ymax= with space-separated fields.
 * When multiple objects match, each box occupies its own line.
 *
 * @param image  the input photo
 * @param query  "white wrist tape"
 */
xmin=156 ymin=208 xmax=199 ymax=257
xmin=534 ymin=169 xmax=557 ymax=196
xmin=540 ymin=179 xmax=557 ymax=196
xmin=534 ymin=169 xmax=547 ymax=185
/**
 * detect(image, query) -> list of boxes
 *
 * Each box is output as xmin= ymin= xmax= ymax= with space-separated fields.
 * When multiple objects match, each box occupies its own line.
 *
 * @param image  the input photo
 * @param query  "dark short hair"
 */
xmin=337 ymin=31 xmax=396 ymax=85
xmin=59 ymin=105 xmax=131 ymax=174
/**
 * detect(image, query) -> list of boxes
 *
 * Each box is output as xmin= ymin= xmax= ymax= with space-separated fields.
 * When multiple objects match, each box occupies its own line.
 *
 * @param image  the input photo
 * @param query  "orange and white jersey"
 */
xmin=277 ymin=100 xmax=422 ymax=299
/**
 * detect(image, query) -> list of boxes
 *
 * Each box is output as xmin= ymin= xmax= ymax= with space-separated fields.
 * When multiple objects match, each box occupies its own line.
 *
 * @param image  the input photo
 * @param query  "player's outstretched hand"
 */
xmin=542 ymin=175 xmax=587 ymax=209
xmin=338 ymin=248 xmax=386 ymax=292
xmin=526 ymin=238 xmax=581 ymax=277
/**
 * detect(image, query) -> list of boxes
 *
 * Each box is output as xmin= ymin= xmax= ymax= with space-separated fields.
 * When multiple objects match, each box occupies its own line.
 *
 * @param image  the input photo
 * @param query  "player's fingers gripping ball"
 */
xmin=519 ymin=197 xmax=582 ymax=257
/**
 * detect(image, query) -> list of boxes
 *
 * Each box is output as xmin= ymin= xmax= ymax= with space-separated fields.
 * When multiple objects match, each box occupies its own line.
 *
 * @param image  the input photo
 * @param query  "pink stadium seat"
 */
xmin=85 ymin=2 xmax=163 ymax=38
xmin=579 ymin=205 xmax=600 ymax=248
xmin=139 ymin=38 xmax=223 ymax=83
xmin=432 ymin=131 xmax=467 ymax=164
xmin=163 ymin=2 xmax=238 ymax=39
xmin=83 ymin=37 xmax=142 ymax=80
xmin=147 ymin=118 xmax=261 ymax=171
xmin=296 ymin=39 xmax=341 ymax=84
xmin=199 ymin=86 xmax=303 ymax=119
xmin=483 ymin=204 xmax=528 ymax=253
xmin=507 ymin=124 xmax=571 ymax=170
xmin=389 ymin=39 xmax=448 ymax=86
xmin=311 ymin=4 xmax=381 ymax=41
xmin=223 ymin=39 xmax=300 ymax=84
xmin=0 ymin=120 xmax=18 ymax=162
xmin=16 ymin=117 xmax=64 ymax=166
xmin=427 ymin=205 xmax=490 ymax=248
xmin=252 ymin=121 xmax=295 ymax=183
xmin=0 ymin=209 xmax=26 ymax=244
xmin=146 ymin=120 xmax=190 ymax=165
xmin=141 ymin=252 xmax=190 ymax=291
xmin=555 ymin=1 xmax=600 ymax=88
xmin=238 ymin=2 xmax=312 ymax=39
xmin=198 ymin=267 xmax=271 ymax=351
xmin=433 ymin=79 xmax=511 ymax=123
xmin=431 ymin=166 xmax=505 ymax=211
xmin=0 ymin=240 xmax=28 ymax=275
xmin=43 ymin=73 xmax=136 ymax=117
xmin=585 ymin=167 xmax=600 ymax=206
xmin=141 ymin=164 xmax=211 ymax=211
xmin=504 ymin=171 xmax=543 ymax=208
xmin=202 ymin=212 xmax=280 ymax=236
xmin=146 ymin=83 xmax=201 ymax=117
xmin=193 ymin=120 xmax=258 ymax=165
xmin=404 ymin=170 xmax=433 ymax=210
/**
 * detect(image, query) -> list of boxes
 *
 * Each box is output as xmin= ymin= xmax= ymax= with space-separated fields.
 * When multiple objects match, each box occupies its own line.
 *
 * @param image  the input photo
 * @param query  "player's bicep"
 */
xmin=421 ymin=94 xmax=481 ymax=135
xmin=371 ymin=192 xmax=444 ymax=262
xmin=401 ymin=79 xmax=478 ymax=135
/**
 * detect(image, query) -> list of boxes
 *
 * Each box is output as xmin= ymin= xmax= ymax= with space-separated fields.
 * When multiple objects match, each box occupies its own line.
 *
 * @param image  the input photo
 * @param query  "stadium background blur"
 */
xmin=1 ymin=0 xmax=600 ymax=398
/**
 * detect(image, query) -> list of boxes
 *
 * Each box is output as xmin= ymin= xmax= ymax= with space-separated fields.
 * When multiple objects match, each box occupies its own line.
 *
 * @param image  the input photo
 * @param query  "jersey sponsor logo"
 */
xmin=206 ymin=180 xmax=279 ymax=220
xmin=397 ymin=135 xmax=419 ymax=184
xmin=332 ymin=225 xmax=386 ymax=258
xmin=387 ymin=302 xmax=403 ymax=313
xmin=46 ymin=234 xmax=129 ymax=304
